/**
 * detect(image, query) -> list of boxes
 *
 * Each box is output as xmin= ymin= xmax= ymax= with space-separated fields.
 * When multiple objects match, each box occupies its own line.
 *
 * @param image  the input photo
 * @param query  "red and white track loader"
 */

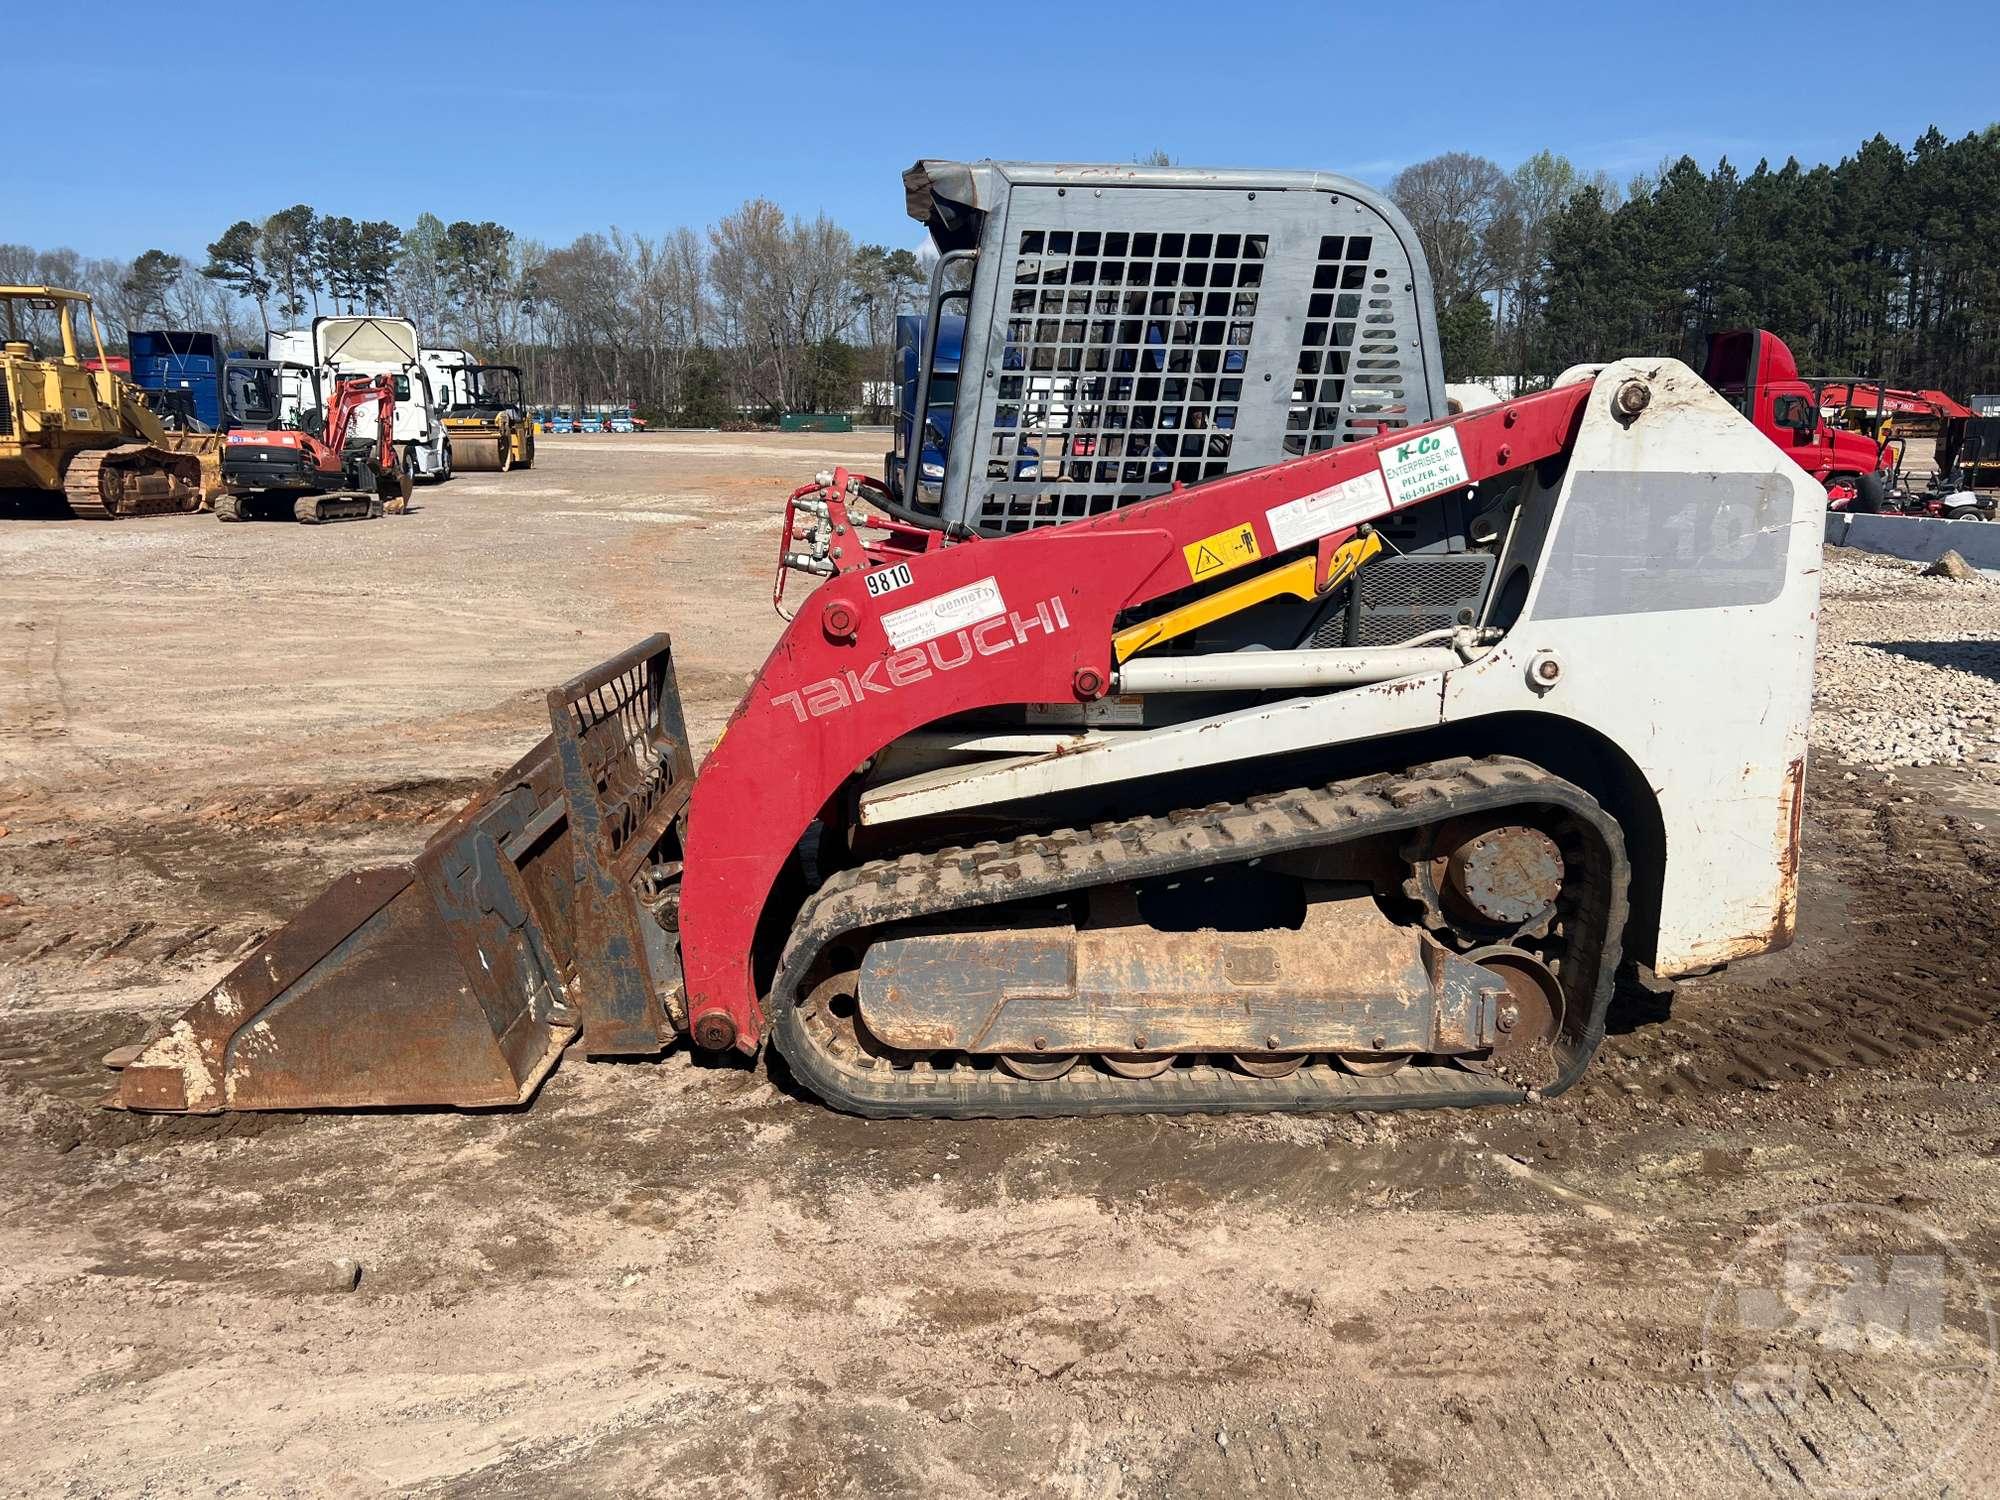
xmin=107 ymin=162 xmax=1822 ymax=1119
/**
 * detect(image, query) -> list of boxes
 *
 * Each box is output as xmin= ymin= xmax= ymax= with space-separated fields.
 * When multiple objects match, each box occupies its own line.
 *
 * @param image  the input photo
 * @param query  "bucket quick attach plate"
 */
xmin=109 ymin=635 xmax=692 ymax=1113
xmin=549 ymin=634 xmax=693 ymax=1054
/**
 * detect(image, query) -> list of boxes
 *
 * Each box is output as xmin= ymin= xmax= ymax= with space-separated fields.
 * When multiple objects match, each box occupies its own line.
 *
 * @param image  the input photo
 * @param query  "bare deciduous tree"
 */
xmin=1390 ymin=152 xmax=1519 ymax=304
xmin=709 ymin=200 xmax=861 ymax=413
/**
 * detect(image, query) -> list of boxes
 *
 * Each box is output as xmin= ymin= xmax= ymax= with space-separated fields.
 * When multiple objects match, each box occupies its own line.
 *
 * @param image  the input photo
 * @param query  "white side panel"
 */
xmin=1444 ymin=360 xmax=1822 ymax=970
xmin=264 ymin=329 xmax=313 ymax=364
xmin=420 ymin=347 xmax=476 ymax=411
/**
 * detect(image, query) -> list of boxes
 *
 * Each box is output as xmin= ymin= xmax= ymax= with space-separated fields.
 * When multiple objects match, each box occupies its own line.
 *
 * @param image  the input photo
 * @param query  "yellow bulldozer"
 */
xmin=0 ymin=286 xmax=204 ymax=518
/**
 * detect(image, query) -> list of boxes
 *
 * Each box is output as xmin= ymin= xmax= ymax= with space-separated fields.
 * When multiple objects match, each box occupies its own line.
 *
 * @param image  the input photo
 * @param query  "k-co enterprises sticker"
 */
xmin=1183 ymin=523 xmax=1262 ymax=582
xmin=1377 ymin=427 xmax=1469 ymax=505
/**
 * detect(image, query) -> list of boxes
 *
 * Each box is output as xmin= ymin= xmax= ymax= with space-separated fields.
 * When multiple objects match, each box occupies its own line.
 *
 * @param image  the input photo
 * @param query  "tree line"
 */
xmin=1392 ymin=124 xmax=2000 ymax=397
xmin=2 ymin=204 xmax=927 ymax=424
xmin=6 ymin=122 xmax=1996 ymax=426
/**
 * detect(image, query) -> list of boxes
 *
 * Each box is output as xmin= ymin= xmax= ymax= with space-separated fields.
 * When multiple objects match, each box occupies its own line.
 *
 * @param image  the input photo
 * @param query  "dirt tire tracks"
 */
xmin=1584 ymin=778 xmax=1997 ymax=1106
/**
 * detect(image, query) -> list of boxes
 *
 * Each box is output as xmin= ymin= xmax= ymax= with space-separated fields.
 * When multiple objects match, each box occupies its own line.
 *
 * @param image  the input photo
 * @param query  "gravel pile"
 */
xmin=1814 ymin=546 xmax=2000 ymax=769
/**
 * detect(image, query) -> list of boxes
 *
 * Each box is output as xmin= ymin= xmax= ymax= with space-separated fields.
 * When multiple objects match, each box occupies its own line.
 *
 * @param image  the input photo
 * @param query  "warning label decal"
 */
xmin=1182 ymin=523 xmax=1262 ymax=582
xmin=1264 ymin=469 xmax=1391 ymax=550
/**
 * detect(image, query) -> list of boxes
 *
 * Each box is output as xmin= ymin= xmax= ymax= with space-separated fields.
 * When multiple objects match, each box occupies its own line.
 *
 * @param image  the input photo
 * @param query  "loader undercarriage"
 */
xmin=62 ymin=443 xmax=203 ymax=519
xmin=771 ymin=757 xmax=1627 ymax=1118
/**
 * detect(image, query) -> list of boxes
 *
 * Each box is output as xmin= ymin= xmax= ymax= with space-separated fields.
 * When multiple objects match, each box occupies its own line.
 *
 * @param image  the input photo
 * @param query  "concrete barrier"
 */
xmin=1824 ymin=512 xmax=2000 ymax=574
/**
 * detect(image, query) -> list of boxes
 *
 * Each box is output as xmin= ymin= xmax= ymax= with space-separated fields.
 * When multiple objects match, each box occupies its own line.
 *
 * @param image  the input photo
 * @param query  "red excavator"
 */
xmin=217 ymin=361 xmax=412 ymax=523
xmin=107 ymin=161 xmax=1822 ymax=1120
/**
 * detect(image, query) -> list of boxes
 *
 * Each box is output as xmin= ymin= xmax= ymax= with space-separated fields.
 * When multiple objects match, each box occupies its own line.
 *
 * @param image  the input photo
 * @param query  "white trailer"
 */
xmin=311 ymin=316 xmax=453 ymax=483
xmin=419 ymin=347 xmax=477 ymax=412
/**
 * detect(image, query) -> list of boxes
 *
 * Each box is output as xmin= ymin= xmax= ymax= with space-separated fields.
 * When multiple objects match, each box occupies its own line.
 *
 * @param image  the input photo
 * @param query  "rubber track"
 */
xmin=769 ymin=755 xmax=1631 ymax=1119
xmin=294 ymin=492 xmax=382 ymax=524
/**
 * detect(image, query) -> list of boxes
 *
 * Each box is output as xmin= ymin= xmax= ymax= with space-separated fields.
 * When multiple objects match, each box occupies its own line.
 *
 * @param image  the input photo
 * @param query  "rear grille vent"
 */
xmin=1288 ymin=236 xmax=1416 ymax=454
xmin=1311 ymin=554 xmax=1494 ymax=647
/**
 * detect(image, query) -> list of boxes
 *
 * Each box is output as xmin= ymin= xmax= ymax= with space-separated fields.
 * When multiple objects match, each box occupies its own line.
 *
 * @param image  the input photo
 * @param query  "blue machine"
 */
xmin=129 ymin=330 xmax=224 ymax=430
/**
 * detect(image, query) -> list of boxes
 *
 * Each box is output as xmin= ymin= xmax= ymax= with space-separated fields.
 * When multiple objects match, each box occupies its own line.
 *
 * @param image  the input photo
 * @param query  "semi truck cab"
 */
xmin=128 ymin=330 xmax=224 ymax=430
xmin=1703 ymin=328 xmax=1890 ymax=505
xmin=311 ymin=317 xmax=452 ymax=483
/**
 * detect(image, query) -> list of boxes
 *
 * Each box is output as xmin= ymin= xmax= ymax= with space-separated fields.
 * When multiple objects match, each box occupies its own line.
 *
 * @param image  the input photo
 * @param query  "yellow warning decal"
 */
xmin=1182 ymin=523 xmax=1262 ymax=582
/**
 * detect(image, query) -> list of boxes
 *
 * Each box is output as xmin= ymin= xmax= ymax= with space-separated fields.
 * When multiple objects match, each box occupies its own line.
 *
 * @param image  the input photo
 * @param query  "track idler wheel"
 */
xmin=800 ymin=971 xmax=929 ymax=1070
xmin=1459 ymin=946 xmax=1565 ymax=1086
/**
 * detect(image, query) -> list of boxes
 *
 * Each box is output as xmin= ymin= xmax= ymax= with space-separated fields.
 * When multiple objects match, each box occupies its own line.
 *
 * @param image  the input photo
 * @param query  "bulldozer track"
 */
xmin=767 ymin=756 xmax=1630 ymax=1119
xmin=61 ymin=444 xmax=202 ymax=520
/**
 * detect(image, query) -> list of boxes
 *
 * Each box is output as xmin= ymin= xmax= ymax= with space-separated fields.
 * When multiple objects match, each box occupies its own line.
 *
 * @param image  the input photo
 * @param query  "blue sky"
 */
xmin=9 ymin=0 xmax=1997 ymax=262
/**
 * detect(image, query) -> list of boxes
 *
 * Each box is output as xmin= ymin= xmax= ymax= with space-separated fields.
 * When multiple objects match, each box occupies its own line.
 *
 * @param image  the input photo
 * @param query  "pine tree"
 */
xmin=201 ymin=221 xmax=271 ymax=331
xmin=121 ymin=249 xmax=183 ymax=327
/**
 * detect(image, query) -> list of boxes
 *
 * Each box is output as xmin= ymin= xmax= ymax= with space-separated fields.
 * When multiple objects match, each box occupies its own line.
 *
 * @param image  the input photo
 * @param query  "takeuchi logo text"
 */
xmin=771 ymin=597 xmax=1072 ymax=722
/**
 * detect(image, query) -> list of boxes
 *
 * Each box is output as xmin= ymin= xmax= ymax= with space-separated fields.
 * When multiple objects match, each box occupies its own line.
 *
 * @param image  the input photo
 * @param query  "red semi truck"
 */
xmin=1702 ymin=328 xmax=1893 ymax=509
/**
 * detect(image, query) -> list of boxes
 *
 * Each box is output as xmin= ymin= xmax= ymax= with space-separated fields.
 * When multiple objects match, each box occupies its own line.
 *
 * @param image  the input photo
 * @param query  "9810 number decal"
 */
xmin=864 ymin=563 xmax=914 ymax=598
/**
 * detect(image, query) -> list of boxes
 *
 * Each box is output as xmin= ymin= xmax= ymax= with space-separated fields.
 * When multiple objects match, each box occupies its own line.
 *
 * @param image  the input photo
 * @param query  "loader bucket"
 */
xmin=111 ymin=636 xmax=693 ymax=1113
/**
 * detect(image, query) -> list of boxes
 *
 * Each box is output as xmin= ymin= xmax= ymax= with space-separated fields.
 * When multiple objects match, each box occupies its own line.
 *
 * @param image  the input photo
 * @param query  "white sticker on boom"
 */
xmin=881 ymin=575 xmax=1005 ymax=650
xmin=1377 ymin=427 xmax=1469 ymax=505
xmin=863 ymin=562 xmax=913 ymax=599
xmin=1265 ymin=469 xmax=1391 ymax=551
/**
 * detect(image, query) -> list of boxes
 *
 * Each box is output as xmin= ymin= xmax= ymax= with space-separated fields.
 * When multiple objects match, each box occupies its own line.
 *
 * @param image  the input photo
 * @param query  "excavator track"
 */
xmin=768 ymin=756 xmax=1629 ymax=1119
xmin=62 ymin=444 xmax=202 ymax=520
xmin=215 ymin=491 xmax=385 ymax=524
xmin=294 ymin=492 xmax=384 ymax=524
